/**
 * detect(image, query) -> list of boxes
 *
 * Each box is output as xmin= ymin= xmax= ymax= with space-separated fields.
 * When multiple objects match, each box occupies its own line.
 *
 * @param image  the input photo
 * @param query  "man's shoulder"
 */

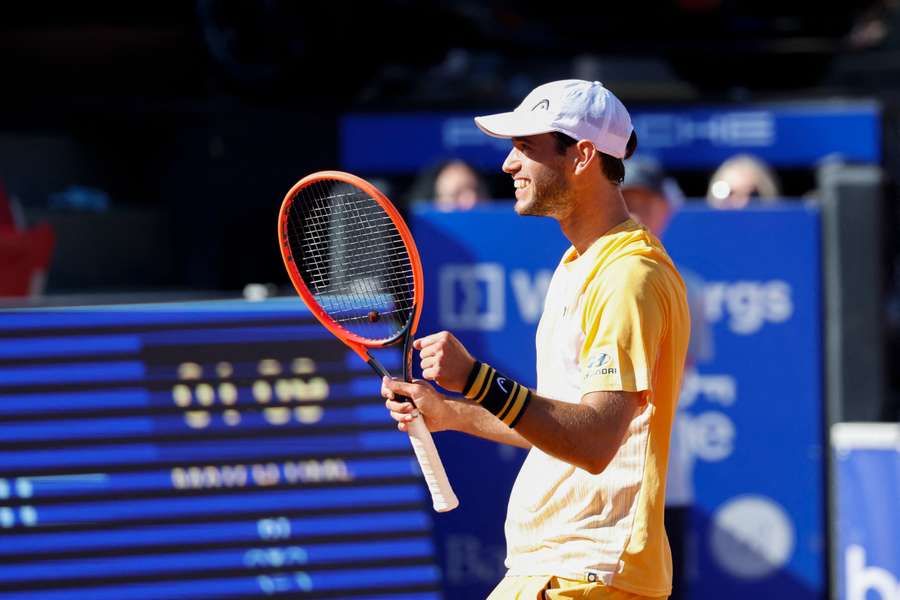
xmin=580 ymin=249 xmax=687 ymax=319
xmin=592 ymin=250 xmax=677 ymax=291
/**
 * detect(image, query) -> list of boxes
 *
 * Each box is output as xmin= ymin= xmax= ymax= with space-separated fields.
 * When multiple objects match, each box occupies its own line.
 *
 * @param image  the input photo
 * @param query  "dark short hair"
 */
xmin=552 ymin=131 xmax=639 ymax=184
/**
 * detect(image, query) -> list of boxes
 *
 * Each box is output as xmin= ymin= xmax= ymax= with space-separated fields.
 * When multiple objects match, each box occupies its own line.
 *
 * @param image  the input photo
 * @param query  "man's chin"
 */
xmin=515 ymin=200 xmax=549 ymax=217
xmin=514 ymin=198 xmax=537 ymax=216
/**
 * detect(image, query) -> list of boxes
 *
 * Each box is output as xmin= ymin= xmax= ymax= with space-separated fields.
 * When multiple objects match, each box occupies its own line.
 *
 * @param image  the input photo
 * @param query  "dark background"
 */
xmin=2 ymin=0 xmax=899 ymax=292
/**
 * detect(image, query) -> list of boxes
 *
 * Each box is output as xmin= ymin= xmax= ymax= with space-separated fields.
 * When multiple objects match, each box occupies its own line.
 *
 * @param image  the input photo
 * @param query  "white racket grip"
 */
xmin=406 ymin=416 xmax=459 ymax=512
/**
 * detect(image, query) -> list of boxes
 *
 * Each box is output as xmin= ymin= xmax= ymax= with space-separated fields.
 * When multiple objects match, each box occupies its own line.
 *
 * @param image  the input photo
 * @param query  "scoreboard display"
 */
xmin=0 ymin=298 xmax=440 ymax=600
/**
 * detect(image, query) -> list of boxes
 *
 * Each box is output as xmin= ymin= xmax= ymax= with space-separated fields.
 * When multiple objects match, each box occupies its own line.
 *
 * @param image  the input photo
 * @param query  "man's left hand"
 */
xmin=413 ymin=331 xmax=476 ymax=393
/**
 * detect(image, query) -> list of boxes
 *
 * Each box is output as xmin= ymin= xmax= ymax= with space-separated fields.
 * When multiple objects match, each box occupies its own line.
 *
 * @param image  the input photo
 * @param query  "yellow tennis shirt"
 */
xmin=503 ymin=219 xmax=690 ymax=598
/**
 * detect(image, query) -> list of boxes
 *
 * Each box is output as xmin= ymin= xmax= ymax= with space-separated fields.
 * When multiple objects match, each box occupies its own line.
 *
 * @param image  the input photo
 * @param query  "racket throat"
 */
xmin=366 ymin=357 xmax=390 ymax=379
xmin=367 ymin=354 xmax=416 ymax=407
xmin=365 ymin=332 xmax=414 ymax=382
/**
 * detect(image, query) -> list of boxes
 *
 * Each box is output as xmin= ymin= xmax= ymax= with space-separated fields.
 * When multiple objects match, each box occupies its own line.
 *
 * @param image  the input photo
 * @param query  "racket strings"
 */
xmin=305 ymin=181 xmax=412 ymax=306
xmin=286 ymin=179 xmax=416 ymax=340
xmin=294 ymin=184 xmax=392 ymax=306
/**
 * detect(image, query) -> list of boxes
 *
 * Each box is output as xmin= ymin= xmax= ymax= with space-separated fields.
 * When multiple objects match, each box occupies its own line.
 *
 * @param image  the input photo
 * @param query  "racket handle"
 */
xmin=406 ymin=416 xmax=459 ymax=512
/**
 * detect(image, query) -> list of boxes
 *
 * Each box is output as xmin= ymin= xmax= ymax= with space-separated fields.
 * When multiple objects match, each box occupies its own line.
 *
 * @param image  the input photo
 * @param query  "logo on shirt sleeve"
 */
xmin=584 ymin=351 xmax=617 ymax=377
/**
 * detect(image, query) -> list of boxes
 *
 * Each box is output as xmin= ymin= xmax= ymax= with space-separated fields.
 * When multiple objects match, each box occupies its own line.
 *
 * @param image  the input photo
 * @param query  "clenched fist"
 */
xmin=414 ymin=331 xmax=476 ymax=393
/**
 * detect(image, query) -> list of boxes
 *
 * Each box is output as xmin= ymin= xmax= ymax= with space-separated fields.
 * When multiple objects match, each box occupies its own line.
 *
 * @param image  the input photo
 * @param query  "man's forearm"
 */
xmin=445 ymin=398 xmax=532 ymax=449
xmin=511 ymin=391 xmax=638 ymax=474
xmin=455 ymin=361 xmax=638 ymax=473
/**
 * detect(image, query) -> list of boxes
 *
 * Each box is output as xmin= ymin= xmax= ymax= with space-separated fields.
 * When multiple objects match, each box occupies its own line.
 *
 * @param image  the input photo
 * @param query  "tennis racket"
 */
xmin=278 ymin=170 xmax=459 ymax=512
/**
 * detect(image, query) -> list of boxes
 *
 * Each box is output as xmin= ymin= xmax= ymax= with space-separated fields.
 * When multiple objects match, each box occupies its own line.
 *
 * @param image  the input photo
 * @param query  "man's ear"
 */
xmin=573 ymin=140 xmax=599 ymax=176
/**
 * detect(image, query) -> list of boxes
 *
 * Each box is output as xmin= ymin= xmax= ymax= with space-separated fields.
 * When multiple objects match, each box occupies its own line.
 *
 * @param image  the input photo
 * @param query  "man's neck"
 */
xmin=558 ymin=187 xmax=631 ymax=256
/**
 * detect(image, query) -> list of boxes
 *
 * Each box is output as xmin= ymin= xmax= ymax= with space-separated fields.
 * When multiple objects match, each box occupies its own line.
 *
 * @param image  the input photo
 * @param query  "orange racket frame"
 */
xmin=277 ymin=170 xmax=458 ymax=513
xmin=279 ymin=170 xmax=424 ymax=360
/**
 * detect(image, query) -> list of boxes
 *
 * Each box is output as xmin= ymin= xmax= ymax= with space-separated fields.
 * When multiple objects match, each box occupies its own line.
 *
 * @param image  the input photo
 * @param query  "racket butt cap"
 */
xmin=432 ymin=497 xmax=460 ymax=512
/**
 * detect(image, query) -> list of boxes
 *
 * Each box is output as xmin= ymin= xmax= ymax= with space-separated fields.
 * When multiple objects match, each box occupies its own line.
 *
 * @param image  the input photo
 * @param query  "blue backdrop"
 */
xmin=832 ymin=424 xmax=900 ymax=600
xmin=342 ymin=102 xmax=879 ymax=172
xmin=412 ymin=204 xmax=825 ymax=600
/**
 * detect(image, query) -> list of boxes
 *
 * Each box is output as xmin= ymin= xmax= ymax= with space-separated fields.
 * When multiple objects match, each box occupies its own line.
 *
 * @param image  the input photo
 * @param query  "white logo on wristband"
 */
xmin=496 ymin=377 xmax=509 ymax=393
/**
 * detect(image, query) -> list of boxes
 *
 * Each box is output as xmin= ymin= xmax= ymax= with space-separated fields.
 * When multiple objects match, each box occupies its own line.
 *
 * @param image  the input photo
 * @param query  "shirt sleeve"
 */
xmin=579 ymin=257 xmax=667 ymax=395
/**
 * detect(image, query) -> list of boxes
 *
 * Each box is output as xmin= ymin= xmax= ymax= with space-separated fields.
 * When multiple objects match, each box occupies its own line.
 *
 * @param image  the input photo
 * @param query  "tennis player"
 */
xmin=383 ymin=79 xmax=690 ymax=599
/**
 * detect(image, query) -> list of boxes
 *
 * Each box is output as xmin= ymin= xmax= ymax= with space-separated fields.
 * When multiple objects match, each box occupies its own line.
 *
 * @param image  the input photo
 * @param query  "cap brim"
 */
xmin=474 ymin=111 xmax=555 ymax=139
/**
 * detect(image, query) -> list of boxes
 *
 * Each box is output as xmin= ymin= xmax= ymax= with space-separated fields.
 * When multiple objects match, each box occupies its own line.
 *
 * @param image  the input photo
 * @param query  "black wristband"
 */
xmin=462 ymin=361 xmax=532 ymax=428
xmin=462 ymin=361 xmax=483 ymax=396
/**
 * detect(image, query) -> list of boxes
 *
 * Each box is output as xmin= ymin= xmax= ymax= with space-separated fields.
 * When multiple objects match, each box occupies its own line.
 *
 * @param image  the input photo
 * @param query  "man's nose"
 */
xmin=502 ymin=147 xmax=520 ymax=174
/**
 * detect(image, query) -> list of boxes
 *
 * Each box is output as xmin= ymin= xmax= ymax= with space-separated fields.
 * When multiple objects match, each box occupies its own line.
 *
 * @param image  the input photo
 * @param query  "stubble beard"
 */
xmin=516 ymin=169 xmax=572 ymax=220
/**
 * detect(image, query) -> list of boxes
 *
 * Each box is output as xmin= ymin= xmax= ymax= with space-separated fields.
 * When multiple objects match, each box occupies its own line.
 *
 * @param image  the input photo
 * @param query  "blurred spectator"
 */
xmin=0 ymin=177 xmax=20 ymax=230
xmin=622 ymin=156 xmax=712 ymax=600
xmin=621 ymin=155 xmax=684 ymax=235
xmin=408 ymin=159 xmax=489 ymax=211
xmin=433 ymin=159 xmax=489 ymax=211
xmin=0 ymin=177 xmax=55 ymax=298
xmin=706 ymin=153 xmax=781 ymax=209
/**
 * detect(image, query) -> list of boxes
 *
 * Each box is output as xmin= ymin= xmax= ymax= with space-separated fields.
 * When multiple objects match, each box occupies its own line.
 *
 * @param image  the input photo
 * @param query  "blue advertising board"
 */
xmin=412 ymin=204 xmax=825 ymax=600
xmin=664 ymin=206 xmax=825 ymax=599
xmin=832 ymin=423 xmax=900 ymax=600
xmin=342 ymin=102 xmax=879 ymax=172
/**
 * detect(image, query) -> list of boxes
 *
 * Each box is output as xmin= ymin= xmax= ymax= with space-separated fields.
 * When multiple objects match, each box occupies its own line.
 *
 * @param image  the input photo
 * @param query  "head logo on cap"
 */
xmin=473 ymin=79 xmax=634 ymax=159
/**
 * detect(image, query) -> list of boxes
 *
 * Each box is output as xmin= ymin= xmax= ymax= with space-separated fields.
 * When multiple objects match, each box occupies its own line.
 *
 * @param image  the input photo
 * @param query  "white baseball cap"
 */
xmin=474 ymin=79 xmax=634 ymax=159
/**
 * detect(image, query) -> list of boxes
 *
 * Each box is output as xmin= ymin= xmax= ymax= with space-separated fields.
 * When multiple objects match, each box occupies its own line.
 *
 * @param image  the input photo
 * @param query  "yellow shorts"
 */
xmin=486 ymin=575 xmax=668 ymax=600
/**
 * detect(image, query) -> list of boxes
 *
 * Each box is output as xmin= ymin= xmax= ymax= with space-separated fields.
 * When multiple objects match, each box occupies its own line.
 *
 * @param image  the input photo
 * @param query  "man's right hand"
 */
xmin=413 ymin=331 xmax=476 ymax=393
xmin=381 ymin=377 xmax=458 ymax=433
